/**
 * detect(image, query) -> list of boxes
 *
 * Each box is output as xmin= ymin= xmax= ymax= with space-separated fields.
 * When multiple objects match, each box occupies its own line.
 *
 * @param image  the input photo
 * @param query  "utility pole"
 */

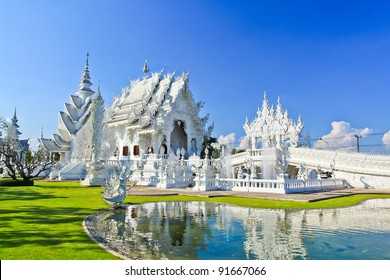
xmin=354 ymin=134 xmax=362 ymax=153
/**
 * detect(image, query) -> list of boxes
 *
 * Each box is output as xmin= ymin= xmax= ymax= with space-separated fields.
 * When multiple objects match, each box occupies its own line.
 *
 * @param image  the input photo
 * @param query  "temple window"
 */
xmin=133 ymin=145 xmax=139 ymax=156
xmin=122 ymin=146 xmax=129 ymax=156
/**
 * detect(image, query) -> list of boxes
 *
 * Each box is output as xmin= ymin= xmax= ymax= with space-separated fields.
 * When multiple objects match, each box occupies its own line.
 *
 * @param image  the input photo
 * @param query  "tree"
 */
xmin=0 ymin=117 xmax=20 ymax=180
xmin=0 ymin=117 xmax=55 ymax=184
xmin=200 ymin=136 xmax=219 ymax=159
xmin=298 ymin=131 xmax=312 ymax=148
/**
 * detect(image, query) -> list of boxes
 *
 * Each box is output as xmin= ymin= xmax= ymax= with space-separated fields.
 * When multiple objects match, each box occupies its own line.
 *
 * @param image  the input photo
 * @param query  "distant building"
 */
xmin=0 ymin=108 xmax=29 ymax=176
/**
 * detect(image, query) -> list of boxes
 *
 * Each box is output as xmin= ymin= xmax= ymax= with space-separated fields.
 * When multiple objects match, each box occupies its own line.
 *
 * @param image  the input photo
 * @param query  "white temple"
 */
xmin=38 ymin=54 xmax=390 ymax=190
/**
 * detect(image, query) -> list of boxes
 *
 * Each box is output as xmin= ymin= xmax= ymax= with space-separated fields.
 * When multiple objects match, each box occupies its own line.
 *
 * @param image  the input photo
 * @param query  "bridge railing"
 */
xmin=290 ymin=147 xmax=390 ymax=176
xmin=219 ymin=177 xmax=346 ymax=194
xmin=220 ymin=178 xmax=286 ymax=193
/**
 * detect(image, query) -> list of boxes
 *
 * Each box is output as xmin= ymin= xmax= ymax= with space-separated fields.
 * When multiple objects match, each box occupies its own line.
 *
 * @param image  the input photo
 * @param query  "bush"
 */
xmin=0 ymin=179 xmax=34 ymax=186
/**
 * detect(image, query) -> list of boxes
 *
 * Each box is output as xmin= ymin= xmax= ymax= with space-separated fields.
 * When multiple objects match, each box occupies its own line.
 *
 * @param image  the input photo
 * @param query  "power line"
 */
xmin=311 ymin=132 xmax=389 ymax=141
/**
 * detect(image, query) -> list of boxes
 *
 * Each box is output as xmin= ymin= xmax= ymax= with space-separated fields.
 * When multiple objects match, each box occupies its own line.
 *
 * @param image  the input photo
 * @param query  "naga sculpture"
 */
xmin=101 ymin=163 xmax=135 ymax=208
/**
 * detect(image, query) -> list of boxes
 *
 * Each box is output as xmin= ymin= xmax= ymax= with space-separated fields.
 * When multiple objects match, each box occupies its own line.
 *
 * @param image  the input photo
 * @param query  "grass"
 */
xmin=0 ymin=181 xmax=117 ymax=260
xmin=1 ymin=179 xmax=390 ymax=259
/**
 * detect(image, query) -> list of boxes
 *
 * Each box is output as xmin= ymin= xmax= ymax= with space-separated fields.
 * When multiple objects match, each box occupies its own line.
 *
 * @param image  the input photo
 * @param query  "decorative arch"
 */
xmin=308 ymin=169 xmax=318 ymax=179
xmin=170 ymin=120 xmax=187 ymax=155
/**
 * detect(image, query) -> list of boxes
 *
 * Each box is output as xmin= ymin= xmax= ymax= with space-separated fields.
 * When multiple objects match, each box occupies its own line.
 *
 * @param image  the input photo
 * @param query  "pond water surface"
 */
xmin=85 ymin=199 xmax=390 ymax=260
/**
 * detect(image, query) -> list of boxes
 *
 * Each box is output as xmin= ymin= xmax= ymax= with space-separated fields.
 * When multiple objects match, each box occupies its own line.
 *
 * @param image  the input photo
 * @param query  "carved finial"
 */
xmin=183 ymin=70 xmax=190 ymax=83
xmin=159 ymin=66 xmax=166 ymax=76
xmin=41 ymin=126 xmax=44 ymax=138
xmin=261 ymin=91 xmax=270 ymax=112
xmin=143 ymin=60 xmax=149 ymax=78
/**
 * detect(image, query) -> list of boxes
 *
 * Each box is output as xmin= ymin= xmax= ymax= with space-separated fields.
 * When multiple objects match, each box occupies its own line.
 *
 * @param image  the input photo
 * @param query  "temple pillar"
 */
xmin=166 ymin=133 xmax=171 ymax=155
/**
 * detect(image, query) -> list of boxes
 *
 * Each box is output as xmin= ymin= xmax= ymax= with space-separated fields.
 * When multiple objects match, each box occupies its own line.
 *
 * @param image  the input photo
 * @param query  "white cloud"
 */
xmin=382 ymin=131 xmax=390 ymax=147
xmin=238 ymin=135 xmax=249 ymax=150
xmin=218 ymin=133 xmax=236 ymax=146
xmin=315 ymin=121 xmax=373 ymax=151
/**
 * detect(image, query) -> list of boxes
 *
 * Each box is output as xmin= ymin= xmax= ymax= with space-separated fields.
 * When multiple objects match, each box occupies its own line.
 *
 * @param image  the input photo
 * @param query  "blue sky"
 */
xmin=1 ymin=0 xmax=390 ymax=152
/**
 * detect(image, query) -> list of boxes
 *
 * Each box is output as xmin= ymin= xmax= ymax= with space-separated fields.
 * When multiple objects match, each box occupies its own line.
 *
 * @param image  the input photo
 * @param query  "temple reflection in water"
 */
xmin=88 ymin=199 xmax=390 ymax=260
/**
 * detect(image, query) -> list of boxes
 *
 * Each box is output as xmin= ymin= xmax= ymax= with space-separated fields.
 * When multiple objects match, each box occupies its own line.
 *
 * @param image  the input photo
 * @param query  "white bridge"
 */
xmin=227 ymin=147 xmax=390 ymax=189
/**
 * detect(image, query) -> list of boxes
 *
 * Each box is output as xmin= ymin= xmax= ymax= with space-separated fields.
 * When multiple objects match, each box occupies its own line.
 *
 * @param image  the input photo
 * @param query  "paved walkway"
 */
xmin=127 ymin=186 xmax=390 ymax=202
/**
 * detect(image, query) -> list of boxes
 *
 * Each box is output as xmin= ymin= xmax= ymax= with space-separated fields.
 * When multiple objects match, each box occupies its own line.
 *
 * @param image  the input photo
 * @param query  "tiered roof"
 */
xmin=10 ymin=108 xmax=22 ymax=137
xmin=40 ymin=53 xmax=95 ymax=152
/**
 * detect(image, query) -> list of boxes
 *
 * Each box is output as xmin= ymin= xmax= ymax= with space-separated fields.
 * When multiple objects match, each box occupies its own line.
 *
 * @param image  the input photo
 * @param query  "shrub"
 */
xmin=0 ymin=179 xmax=34 ymax=186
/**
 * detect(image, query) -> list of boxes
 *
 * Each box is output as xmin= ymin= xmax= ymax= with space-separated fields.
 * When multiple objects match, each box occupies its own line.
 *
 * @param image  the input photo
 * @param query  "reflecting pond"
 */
xmin=84 ymin=199 xmax=390 ymax=260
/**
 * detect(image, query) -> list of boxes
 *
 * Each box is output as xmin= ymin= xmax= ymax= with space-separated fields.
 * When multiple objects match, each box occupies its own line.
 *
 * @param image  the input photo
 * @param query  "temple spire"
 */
xmin=9 ymin=107 xmax=22 ymax=137
xmin=11 ymin=107 xmax=20 ymax=129
xmin=76 ymin=52 xmax=95 ymax=97
xmin=86 ymin=52 xmax=89 ymax=67
xmin=261 ymin=91 xmax=270 ymax=113
xmin=276 ymin=96 xmax=283 ymax=116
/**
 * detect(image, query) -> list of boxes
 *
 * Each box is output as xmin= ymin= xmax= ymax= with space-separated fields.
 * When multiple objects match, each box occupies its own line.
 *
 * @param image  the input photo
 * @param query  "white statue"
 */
xmin=190 ymin=138 xmax=198 ymax=155
xmin=101 ymin=164 xmax=133 ymax=208
xmin=297 ymin=163 xmax=307 ymax=180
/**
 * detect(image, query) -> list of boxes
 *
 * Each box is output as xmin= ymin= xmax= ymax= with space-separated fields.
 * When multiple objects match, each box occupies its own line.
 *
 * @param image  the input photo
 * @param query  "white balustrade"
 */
xmin=103 ymin=160 xmax=120 ymax=166
xmin=218 ymin=177 xmax=345 ymax=194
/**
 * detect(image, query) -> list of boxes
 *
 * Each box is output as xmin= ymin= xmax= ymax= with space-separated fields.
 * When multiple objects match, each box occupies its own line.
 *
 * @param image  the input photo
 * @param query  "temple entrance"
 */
xmin=170 ymin=120 xmax=187 ymax=156
xmin=160 ymin=144 xmax=167 ymax=155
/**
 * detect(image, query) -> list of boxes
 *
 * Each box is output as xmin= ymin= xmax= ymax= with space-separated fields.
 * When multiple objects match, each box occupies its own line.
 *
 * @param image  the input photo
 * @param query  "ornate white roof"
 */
xmin=107 ymin=68 xmax=207 ymax=135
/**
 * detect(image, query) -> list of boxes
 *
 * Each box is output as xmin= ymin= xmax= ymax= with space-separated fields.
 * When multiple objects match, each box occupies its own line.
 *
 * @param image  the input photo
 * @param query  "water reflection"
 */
xmin=86 ymin=199 xmax=390 ymax=260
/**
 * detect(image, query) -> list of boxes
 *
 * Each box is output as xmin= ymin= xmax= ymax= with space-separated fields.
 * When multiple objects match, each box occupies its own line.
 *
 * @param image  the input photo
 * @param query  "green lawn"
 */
xmin=0 ymin=181 xmax=117 ymax=260
xmin=1 ymin=180 xmax=390 ymax=260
